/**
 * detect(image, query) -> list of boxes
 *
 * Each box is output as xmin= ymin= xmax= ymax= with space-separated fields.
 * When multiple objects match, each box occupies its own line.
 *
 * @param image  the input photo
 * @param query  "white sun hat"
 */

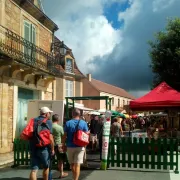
xmin=40 ymin=107 xmax=53 ymax=114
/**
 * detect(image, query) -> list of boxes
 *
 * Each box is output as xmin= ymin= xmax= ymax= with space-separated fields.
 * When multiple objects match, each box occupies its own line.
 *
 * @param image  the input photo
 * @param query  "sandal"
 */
xmin=59 ymin=172 xmax=68 ymax=178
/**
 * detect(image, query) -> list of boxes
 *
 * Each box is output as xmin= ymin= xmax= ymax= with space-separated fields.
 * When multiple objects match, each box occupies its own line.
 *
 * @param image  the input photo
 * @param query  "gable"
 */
xmin=90 ymin=79 xmax=135 ymax=99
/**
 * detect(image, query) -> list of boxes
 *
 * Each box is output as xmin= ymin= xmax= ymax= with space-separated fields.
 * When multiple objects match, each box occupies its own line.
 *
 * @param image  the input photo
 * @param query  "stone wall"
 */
xmin=0 ymin=0 xmax=3 ymax=25
xmin=0 ymin=78 xmax=13 ymax=153
xmin=39 ymin=25 xmax=52 ymax=53
xmin=56 ymin=78 xmax=64 ymax=100
xmin=8 ymin=85 xmax=13 ymax=147
xmin=44 ymin=91 xmax=53 ymax=100
xmin=5 ymin=0 xmax=20 ymax=34
xmin=4 ymin=0 xmax=52 ymax=54
xmin=75 ymin=81 xmax=82 ymax=104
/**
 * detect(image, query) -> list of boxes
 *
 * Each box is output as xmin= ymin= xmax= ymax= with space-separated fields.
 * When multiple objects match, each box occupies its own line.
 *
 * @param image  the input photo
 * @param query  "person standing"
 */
xmin=52 ymin=114 xmax=68 ymax=178
xmin=62 ymin=108 xmax=88 ymax=180
xmin=111 ymin=117 xmax=123 ymax=154
xmin=98 ymin=115 xmax=105 ymax=160
xmin=90 ymin=115 xmax=98 ymax=152
xmin=29 ymin=107 xmax=55 ymax=180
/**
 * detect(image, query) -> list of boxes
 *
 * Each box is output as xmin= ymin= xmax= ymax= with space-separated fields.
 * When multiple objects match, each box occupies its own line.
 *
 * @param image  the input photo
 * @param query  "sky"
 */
xmin=42 ymin=0 xmax=180 ymax=97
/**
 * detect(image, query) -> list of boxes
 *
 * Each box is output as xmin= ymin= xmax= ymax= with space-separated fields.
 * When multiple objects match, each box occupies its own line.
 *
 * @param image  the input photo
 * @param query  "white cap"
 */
xmin=40 ymin=107 xmax=53 ymax=114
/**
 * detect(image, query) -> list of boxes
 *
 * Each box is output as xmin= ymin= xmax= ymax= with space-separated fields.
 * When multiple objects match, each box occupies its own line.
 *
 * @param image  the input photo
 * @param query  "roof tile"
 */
xmin=90 ymin=78 xmax=135 ymax=99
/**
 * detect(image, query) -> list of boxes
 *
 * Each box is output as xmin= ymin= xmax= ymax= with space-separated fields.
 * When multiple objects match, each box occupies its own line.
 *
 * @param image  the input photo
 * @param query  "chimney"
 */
xmin=87 ymin=74 xmax=91 ymax=81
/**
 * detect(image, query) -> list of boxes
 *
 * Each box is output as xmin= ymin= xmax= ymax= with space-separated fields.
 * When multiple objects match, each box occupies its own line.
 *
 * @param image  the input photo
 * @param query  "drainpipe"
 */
xmin=51 ymin=29 xmax=55 ymax=54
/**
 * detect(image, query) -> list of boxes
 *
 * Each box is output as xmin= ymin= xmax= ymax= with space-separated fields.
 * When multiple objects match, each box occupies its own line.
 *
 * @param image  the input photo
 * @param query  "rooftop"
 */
xmin=90 ymin=78 xmax=135 ymax=99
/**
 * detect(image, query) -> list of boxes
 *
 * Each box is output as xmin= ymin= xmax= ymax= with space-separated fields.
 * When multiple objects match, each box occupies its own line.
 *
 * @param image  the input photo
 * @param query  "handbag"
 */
xmin=73 ymin=120 xmax=89 ymax=147
xmin=20 ymin=118 xmax=34 ymax=140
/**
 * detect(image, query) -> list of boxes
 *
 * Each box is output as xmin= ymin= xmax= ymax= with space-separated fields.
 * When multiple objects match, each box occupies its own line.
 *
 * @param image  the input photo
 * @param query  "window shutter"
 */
xmin=24 ymin=21 xmax=31 ymax=56
xmin=70 ymin=81 xmax=73 ymax=97
xmin=24 ymin=21 xmax=31 ymax=41
xmin=31 ymin=25 xmax=36 ymax=45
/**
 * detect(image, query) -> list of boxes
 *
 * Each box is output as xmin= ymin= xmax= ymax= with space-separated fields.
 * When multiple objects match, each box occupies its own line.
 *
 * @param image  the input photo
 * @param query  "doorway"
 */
xmin=16 ymin=87 xmax=39 ymax=138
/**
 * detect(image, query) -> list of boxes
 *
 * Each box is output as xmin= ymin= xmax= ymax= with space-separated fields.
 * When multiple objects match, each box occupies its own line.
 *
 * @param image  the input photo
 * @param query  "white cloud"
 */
xmin=55 ymin=16 xmax=121 ymax=71
xmin=44 ymin=0 xmax=122 ymax=71
xmin=118 ymin=0 xmax=142 ymax=25
xmin=44 ymin=0 xmax=180 ymax=97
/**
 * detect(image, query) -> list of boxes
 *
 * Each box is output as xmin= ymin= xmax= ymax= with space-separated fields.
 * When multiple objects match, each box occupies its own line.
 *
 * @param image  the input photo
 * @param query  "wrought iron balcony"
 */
xmin=0 ymin=25 xmax=59 ymax=75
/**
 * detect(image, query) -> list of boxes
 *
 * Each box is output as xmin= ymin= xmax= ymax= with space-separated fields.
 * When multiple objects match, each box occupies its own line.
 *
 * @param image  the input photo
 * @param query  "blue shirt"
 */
xmin=64 ymin=119 xmax=88 ymax=147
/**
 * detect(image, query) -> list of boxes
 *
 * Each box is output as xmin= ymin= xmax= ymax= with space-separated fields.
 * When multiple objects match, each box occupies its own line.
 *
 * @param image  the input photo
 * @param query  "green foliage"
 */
xmin=149 ymin=18 xmax=180 ymax=90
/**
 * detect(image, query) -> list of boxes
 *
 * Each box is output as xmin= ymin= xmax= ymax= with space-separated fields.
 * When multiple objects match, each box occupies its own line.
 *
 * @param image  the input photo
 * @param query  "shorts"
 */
xmin=55 ymin=146 xmax=67 ymax=161
xmin=90 ymin=134 xmax=97 ymax=142
xmin=67 ymin=147 xmax=85 ymax=164
xmin=30 ymin=148 xmax=50 ymax=170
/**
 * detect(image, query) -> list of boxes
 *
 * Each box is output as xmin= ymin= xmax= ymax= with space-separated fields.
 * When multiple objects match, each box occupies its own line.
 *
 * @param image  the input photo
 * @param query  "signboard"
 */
xmin=131 ymin=132 xmax=147 ymax=143
xmin=101 ymin=110 xmax=111 ymax=170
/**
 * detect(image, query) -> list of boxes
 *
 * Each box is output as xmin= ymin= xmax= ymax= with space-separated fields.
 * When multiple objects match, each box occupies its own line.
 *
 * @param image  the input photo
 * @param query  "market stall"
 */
xmin=130 ymin=81 xmax=180 ymax=110
xmin=130 ymin=82 xmax=180 ymax=138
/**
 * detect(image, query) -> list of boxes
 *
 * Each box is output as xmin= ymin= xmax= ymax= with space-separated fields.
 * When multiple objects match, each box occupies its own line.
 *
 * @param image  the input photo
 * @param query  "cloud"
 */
xmin=89 ymin=0 xmax=180 ymax=95
xmin=43 ymin=0 xmax=180 ymax=97
xmin=43 ymin=0 xmax=121 ymax=71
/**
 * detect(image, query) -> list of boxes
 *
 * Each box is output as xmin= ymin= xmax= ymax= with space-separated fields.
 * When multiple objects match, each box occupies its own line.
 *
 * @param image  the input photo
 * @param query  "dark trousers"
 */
xmin=99 ymin=137 xmax=102 ymax=160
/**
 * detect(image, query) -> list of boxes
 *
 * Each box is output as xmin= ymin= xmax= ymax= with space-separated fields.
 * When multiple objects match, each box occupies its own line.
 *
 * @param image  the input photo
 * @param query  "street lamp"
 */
xmin=60 ymin=41 xmax=66 ymax=56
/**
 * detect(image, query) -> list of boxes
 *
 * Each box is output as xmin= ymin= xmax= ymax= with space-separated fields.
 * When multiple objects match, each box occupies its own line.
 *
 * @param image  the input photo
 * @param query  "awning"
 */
xmin=130 ymin=82 xmax=180 ymax=110
xmin=63 ymin=100 xmax=93 ymax=111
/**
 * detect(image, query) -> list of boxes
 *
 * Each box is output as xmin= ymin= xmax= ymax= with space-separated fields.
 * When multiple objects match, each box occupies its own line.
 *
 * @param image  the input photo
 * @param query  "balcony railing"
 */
xmin=0 ymin=25 xmax=59 ymax=75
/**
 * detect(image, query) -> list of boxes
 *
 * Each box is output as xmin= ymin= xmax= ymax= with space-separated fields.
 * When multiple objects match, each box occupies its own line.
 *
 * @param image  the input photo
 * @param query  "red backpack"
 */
xmin=21 ymin=118 xmax=51 ymax=147
xmin=20 ymin=118 xmax=34 ymax=140
xmin=33 ymin=118 xmax=51 ymax=147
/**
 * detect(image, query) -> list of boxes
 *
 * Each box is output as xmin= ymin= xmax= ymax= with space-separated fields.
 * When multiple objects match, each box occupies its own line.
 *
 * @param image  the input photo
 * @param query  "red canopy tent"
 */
xmin=130 ymin=82 xmax=180 ymax=111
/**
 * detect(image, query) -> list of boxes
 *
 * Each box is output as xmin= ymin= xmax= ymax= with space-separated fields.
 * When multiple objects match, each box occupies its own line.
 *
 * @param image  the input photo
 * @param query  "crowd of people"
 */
xmin=22 ymin=107 xmax=89 ymax=180
xmin=21 ymin=106 xmax=171 ymax=180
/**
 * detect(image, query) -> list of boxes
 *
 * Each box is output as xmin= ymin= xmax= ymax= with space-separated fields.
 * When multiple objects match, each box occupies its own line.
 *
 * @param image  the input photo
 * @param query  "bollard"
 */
xmin=100 ymin=111 xmax=112 ymax=170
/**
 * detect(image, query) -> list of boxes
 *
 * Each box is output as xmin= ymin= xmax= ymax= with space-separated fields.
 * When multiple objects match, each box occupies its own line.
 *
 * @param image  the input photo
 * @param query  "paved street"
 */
xmin=0 ymin=166 xmax=179 ymax=180
xmin=0 ymin=152 xmax=180 ymax=180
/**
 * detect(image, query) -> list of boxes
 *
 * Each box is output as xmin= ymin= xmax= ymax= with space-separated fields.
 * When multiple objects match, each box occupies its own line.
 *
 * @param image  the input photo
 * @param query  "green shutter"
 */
xmin=31 ymin=25 xmax=36 ymax=45
xmin=24 ymin=21 xmax=31 ymax=41
xmin=24 ymin=21 xmax=31 ymax=56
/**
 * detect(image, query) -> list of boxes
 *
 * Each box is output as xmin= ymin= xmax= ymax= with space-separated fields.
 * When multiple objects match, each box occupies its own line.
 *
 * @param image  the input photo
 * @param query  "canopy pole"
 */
xmin=109 ymin=98 xmax=112 ymax=110
xmin=105 ymin=98 xmax=108 ymax=110
xmin=66 ymin=98 xmax=69 ymax=120
xmin=73 ymin=99 xmax=75 ymax=109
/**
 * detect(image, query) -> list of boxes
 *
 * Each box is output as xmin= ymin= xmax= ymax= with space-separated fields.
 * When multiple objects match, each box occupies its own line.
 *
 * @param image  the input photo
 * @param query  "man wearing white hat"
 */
xmin=29 ymin=106 xmax=54 ymax=180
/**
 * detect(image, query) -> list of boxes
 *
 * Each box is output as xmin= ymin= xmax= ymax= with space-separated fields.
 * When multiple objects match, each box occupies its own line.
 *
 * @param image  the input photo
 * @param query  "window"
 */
xmin=66 ymin=80 xmax=74 ymax=97
xmin=111 ymin=97 xmax=114 ymax=106
xmin=123 ymin=100 xmax=125 ymax=107
xmin=118 ymin=99 xmax=120 ymax=107
xmin=66 ymin=58 xmax=73 ymax=73
xmin=24 ymin=21 xmax=36 ymax=60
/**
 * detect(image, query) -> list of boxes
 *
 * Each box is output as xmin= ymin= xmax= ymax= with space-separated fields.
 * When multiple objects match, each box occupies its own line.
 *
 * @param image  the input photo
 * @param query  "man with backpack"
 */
xmin=29 ymin=107 xmax=55 ymax=180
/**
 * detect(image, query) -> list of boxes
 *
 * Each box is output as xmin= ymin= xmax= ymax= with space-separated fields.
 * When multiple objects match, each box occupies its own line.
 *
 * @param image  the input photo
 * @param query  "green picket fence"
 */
xmin=107 ymin=137 xmax=179 ymax=174
xmin=13 ymin=139 xmax=68 ymax=167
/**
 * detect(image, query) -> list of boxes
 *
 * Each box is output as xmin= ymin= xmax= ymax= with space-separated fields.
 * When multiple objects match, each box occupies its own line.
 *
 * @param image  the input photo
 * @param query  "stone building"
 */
xmin=53 ymin=37 xmax=84 ymax=105
xmin=82 ymin=74 xmax=135 ymax=111
xmin=0 ymin=0 xmax=84 ymax=162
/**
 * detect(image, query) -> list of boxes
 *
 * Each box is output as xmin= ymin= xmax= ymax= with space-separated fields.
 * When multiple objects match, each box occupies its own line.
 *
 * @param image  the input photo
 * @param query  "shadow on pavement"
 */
xmin=52 ymin=169 xmax=95 ymax=180
xmin=0 ymin=178 xmax=28 ymax=180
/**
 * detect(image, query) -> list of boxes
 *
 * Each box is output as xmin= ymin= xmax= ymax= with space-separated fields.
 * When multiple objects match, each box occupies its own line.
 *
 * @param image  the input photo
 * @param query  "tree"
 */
xmin=149 ymin=18 xmax=180 ymax=90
